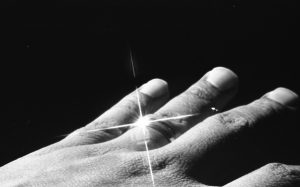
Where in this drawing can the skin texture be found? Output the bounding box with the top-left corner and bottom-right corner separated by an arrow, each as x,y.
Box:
0,67 -> 299,187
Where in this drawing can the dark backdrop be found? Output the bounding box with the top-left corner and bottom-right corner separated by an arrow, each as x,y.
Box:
1,0 -> 300,185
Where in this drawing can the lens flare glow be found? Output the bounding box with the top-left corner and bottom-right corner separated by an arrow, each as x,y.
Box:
134,116 -> 152,128
83,51 -> 219,186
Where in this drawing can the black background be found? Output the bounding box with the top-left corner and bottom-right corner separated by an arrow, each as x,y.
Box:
1,0 -> 300,185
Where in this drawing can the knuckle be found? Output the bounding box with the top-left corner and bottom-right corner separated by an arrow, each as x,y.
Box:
185,81 -> 218,103
264,163 -> 293,177
119,156 -> 145,177
211,97 -> 283,131
213,111 -> 250,131
120,152 -> 192,186
230,98 -> 285,126
119,152 -> 168,177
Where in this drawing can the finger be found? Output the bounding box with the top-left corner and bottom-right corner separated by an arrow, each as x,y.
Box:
154,67 -> 238,135
151,67 -> 238,141
224,163 -> 300,187
120,67 -> 239,150
167,87 -> 298,165
63,78 -> 169,145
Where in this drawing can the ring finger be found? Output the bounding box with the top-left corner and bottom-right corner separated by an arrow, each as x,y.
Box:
121,67 -> 239,150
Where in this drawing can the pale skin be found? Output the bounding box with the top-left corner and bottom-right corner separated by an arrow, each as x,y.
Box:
0,67 -> 299,186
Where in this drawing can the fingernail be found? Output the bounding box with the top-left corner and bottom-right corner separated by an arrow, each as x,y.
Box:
206,67 -> 238,91
140,79 -> 168,98
265,87 -> 299,107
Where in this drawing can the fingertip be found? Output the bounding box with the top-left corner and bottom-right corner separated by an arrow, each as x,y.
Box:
140,78 -> 169,98
265,87 -> 299,108
150,78 -> 168,87
205,67 -> 239,91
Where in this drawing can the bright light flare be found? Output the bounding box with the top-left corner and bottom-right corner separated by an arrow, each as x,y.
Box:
133,116 -> 151,128
82,51 -> 220,187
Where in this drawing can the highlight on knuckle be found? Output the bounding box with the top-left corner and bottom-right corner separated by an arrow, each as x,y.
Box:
118,156 -> 146,177
118,152 -> 172,178
186,82 -> 217,103
264,163 -> 293,178
214,111 -> 250,131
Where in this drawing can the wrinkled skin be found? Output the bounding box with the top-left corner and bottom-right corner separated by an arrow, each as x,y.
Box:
0,67 -> 299,187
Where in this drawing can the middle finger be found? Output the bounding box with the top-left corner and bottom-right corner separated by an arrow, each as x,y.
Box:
126,67 -> 239,150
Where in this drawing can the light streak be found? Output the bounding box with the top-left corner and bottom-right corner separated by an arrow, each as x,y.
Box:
130,49 -> 136,79
136,88 -> 143,118
150,114 -> 198,123
85,89 -> 197,187
83,123 -> 133,132
85,112 -> 198,133
130,50 -> 155,186
142,125 -> 156,187
84,50 -> 219,186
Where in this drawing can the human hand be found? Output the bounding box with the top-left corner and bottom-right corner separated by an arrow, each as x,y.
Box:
0,67 -> 299,186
